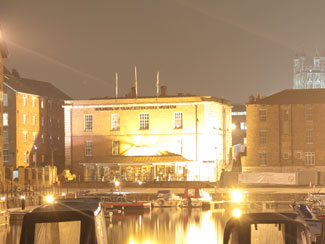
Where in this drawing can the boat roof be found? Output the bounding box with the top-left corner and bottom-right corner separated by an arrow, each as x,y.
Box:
157,190 -> 171,194
31,198 -> 101,216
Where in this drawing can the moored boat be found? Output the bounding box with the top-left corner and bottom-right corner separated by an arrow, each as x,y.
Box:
179,187 -> 212,209
151,190 -> 181,207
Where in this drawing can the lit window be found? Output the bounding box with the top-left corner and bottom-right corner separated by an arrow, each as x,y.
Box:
3,113 -> 8,126
49,117 -> 52,127
112,141 -> 120,155
23,114 -> 27,125
32,115 -> 36,126
84,114 -> 93,131
240,122 -> 247,130
23,132 -> 28,143
41,99 -> 44,109
41,116 -> 44,127
139,113 -> 149,130
85,141 -> 93,156
42,154 -> 45,163
3,131 -> 8,144
23,96 -> 27,106
32,97 -> 36,107
306,129 -> 313,144
304,152 -> 315,165
259,109 -> 266,122
259,131 -> 267,144
33,132 -> 36,142
174,112 -> 183,129
305,107 -> 313,121
111,114 -> 120,130
3,93 -> 8,107
3,149 -> 8,163
41,134 -> 44,144
259,152 -> 267,165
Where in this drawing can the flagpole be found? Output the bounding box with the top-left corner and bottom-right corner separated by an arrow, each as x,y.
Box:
156,72 -> 159,98
115,72 -> 118,98
134,66 -> 138,98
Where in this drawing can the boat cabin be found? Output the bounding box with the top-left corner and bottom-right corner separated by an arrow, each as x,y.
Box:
19,198 -> 107,244
223,212 -> 311,244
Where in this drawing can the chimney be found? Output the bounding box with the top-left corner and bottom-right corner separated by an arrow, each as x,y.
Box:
160,85 -> 167,97
249,94 -> 255,103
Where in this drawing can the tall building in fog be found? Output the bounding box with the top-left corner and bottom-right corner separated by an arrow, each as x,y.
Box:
293,51 -> 325,89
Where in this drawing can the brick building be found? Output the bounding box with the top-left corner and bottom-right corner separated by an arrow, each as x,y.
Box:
64,94 -> 232,182
3,73 -> 71,172
245,89 -> 325,172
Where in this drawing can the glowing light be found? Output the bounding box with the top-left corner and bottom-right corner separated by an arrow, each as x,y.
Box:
125,146 -> 159,156
233,208 -> 242,218
200,189 -> 212,201
231,190 -> 243,203
0,197 -> 6,201
45,195 -> 54,203
114,181 -> 120,187
138,181 -> 143,185
231,123 -> 236,131
20,195 -> 25,200
62,193 -> 66,197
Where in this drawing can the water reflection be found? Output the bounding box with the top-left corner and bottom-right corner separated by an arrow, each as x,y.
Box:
5,204 -> 292,244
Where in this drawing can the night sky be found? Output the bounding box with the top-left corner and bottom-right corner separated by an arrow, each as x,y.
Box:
1,0 -> 325,103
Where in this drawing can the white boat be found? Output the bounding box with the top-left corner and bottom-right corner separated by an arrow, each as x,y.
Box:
151,190 -> 181,207
179,187 -> 212,208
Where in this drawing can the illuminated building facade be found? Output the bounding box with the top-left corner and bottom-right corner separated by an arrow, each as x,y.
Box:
293,52 -> 325,89
3,73 -> 71,172
245,90 -> 325,172
64,95 -> 232,182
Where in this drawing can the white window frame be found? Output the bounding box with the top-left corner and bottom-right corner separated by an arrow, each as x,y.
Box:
240,122 -> 247,130
41,116 -> 44,127
41,134 -> 44,144
33,132 -> 36,142
3,131 -> 8,145
306,128 -> 313,144
139,113 -> 149,130
304,152 -> 315,166
32,115 -> 36,126
42,154 -> 45,163
3,113 -> 8,126
85,141 -> 93,156
84,114 -> 93,132
112,141 -> 120,155
174,112 -> 183,129
23,114 -> 27,125
23,96 -> 27,107
296,152 -> 302,160
305,107 -> 313,121
259,109 -> 267,122
259,152 -> 267,166
23,132 -> 27,143
32,97 -> 36,107
259,131 -> 267,144
3,149 -> 8,163
41,99 -> 44,109
111,114 -> 120,131
24,151 -> 28,163
3,93 -> 8,107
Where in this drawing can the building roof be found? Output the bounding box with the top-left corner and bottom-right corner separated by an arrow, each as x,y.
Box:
4,74 -> 72,100
79,155 -> 193,166
250,89 -> 325,105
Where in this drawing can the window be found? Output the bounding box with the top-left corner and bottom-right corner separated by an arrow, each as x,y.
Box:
259,152 -> 267,165
49,117 -> 52,127
48,100 -> 52,109
112,141 -> 120,155
3,149 -> 8,163
259,109 -> 267,122
304,152 -> 315,165
259,131 -> 267,144
3,131 -> 8,145
139,113 -> 149,130
283,109 -> 289,121
111,114 -> 120,130
33,132 -> 36,142
24,152 -> 28,163
41,99 -> 44,109
41,134 -> 44,144
296,152 -> 302,159
32,115 -> 36,126
240,122 -> 247,130
283,152 -> 289,159
174,112 -> 183,129
23,132 -> 28,143
84,114 -> 93,131
41,116 -> 44,127
306,129 -> 313,144
3,113 -> 8,126
32,97 -> 36,107
42,154 -> 45,163
305,107 -> 313,121
57,136 -> 60,141
58,119 -> 61,128
23,96 -> 27,106
23,114 -> 27,125
3,93 -> 8,107
85,141 -> 93,156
